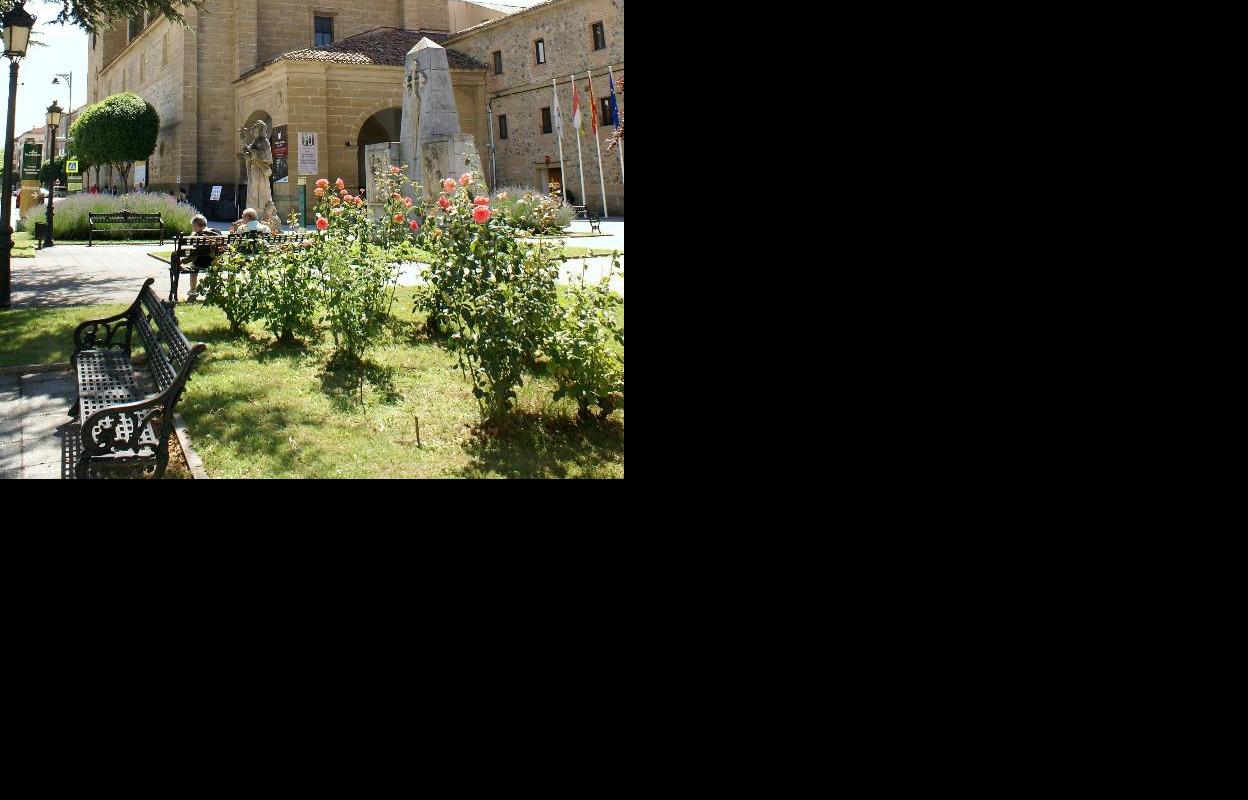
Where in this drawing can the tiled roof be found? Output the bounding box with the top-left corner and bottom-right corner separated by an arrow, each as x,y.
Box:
252,27 -> 488,75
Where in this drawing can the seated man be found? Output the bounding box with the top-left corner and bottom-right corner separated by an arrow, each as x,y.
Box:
186,214 -> 222,302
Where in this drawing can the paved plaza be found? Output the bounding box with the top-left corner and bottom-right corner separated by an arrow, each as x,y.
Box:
0,370 -> 82,479
6,217 -> 623,306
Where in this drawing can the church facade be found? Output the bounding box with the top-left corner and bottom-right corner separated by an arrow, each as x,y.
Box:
85,0 -> 623,218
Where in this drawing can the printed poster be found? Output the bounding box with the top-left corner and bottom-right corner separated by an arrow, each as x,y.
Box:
298,132 -> 318,175
272,125 -> 289,183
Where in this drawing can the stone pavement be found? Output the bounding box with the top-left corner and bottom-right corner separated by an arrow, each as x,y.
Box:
7,218 -> 623,308
0,370 -> 81,479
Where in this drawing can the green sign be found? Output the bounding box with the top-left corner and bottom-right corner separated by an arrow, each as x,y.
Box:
66,159 -> 79,174
21,141 -> 41,180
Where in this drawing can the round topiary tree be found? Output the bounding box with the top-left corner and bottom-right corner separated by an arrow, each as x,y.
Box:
70,92 -> 158,191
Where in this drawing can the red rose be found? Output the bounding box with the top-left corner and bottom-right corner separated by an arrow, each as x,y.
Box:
472,206 -> 491,224
316,217 -> 329,230
474,196 -> 490,206
438,196 -> 450,209
409,220 -> 420,231
393,214 -> 404,223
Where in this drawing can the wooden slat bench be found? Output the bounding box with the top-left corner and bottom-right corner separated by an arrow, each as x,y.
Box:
88,210 -> 165,246
70,278 -> 206,478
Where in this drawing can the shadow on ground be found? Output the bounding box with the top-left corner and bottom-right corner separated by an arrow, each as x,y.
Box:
458,411 -> 624,478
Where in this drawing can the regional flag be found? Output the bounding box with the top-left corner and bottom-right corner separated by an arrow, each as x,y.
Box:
571,78 -> 584,136
587,74 -> 599,134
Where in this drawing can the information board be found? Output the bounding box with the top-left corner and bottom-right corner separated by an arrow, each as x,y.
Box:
298,132 -> 318,174
210,185 -> 223,201
21,141 -> 41,180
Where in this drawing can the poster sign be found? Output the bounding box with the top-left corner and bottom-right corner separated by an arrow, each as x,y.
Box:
133,162 -> 146,187
298,132 -> 318,175
210,185 -> 223,201
66,158 -> 79,174
272,125 -> 289,183
21,141 -> 41,180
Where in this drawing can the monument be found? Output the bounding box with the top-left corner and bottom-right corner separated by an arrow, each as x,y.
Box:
400,37 -> 485,205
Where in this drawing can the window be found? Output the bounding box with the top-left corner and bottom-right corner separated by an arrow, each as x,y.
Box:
541,107 -> 552,134
600,98 -> 612,125
315,16 -> 334,47
592,22 -> 606,51
493,50 -> 503,74
498,115 -> 508,140
535,39 -> 545,64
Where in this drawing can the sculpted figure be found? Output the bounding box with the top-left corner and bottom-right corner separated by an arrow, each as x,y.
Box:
241,121 -> 274,217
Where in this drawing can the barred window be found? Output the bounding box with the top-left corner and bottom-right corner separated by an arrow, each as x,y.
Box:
493,50 -> 503,74
535,39 -> 546,64
592,22 -> 606,51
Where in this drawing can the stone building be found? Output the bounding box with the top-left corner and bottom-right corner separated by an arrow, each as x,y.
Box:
86,1 -> 500,219
446,0 -> 623,214
84,0 -> 623,218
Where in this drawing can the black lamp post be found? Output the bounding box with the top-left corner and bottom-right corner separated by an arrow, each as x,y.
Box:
42,100 -> 62,248
0,1 -> 35,310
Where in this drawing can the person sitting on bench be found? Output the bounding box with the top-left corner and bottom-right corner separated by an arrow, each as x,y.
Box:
186,214 -> 221,303
230,207 -> 264,233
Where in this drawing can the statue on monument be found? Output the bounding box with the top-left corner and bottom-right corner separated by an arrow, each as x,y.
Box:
241,121 -> 277,225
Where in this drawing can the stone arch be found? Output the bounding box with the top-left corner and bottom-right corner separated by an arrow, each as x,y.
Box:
355,107 -> 402,194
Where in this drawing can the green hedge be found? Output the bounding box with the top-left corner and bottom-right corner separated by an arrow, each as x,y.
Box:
17,191 -> 196,240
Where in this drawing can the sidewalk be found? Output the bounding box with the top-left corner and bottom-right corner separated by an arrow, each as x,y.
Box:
0,371 -> 79,479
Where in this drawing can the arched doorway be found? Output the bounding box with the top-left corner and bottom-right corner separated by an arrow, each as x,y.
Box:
356,108 -> 401,194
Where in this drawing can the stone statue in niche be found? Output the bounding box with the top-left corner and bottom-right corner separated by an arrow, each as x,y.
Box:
241,120 -> 274,220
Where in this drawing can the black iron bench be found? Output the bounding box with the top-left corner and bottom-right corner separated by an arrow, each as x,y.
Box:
571,205 -> 602,233
88,211 -> 165,246
70,278 -> 206,479
169,230 -> 314,303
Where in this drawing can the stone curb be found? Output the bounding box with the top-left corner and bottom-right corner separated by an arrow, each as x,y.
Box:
0,361 -> 71,375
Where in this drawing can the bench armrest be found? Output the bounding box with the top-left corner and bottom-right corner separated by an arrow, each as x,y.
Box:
73,311 -> 134,355
80,393 -> 166,459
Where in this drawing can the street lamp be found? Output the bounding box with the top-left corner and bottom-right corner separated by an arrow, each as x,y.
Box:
43,100 -> 62,248
1,1 -> 36,310
52,72 -> 71,155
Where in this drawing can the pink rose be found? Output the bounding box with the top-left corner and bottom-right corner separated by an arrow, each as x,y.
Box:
316,178 -> 329,189
474,196 -> 490,206
459,173 -> 471,187
473,206 -> 491,224
314,187 -> 324,197
335,178 -> 345,189
390,165 -> 401,174
393,214 -> 404,223
442,179 -> 456,193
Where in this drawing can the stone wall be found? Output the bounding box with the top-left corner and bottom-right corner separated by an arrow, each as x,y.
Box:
447,0 -> 624,214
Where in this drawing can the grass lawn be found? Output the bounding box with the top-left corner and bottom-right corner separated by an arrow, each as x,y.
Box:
11,231 -> 37,258
148,250 -> 173,263
0,287 -> 623,478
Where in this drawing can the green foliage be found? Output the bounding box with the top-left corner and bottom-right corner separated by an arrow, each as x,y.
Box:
415,175 -> 562,423
490,185 -> 574,234
69,92 -> 158,189
253,238 -> 322,344
16,191 -> 196,239
197,241 -> 262,334
546,256 -> 625,421
0,1 -> 205,32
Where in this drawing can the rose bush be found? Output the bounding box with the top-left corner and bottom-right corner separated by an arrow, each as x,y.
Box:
545,255 -> 625,421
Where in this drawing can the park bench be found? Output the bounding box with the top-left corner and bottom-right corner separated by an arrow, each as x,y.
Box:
70,277 -> 206,479
571,205 -> 602,233
168,229 -> 314,303
87,210 -> 165,246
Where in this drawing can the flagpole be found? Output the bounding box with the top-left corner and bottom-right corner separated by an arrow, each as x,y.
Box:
609,65 -> 624,185
589,72 -> 609,217
554,78 -> 568,206
572,73 -> 587,213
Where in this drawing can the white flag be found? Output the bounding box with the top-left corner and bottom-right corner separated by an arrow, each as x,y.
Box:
552,81 -> 562,132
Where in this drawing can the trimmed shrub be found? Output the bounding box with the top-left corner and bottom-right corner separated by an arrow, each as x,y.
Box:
489,185 -> 574,234
17,192 -> 196,240
546,256 -> 625,422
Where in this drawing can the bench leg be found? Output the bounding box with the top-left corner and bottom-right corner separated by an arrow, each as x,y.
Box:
169,267 -> 179,303
75,453 -> 91,480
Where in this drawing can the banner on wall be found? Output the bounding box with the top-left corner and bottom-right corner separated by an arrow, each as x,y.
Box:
272,125 -> 289,183
298,132 -> 318,175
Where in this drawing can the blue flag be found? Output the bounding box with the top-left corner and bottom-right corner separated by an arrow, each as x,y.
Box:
608,77 -> 620,129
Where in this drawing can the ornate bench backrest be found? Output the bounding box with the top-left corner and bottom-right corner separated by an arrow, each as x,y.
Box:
89,211 -> 163,225
133,285 -> 197,393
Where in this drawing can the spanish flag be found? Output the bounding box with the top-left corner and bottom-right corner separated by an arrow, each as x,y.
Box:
587,74 -> 599,134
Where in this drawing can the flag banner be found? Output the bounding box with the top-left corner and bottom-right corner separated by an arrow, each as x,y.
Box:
608,73 -> 621,129
572,78 -> 584,136
552,81 -> 562,132
587,74 -> 599,134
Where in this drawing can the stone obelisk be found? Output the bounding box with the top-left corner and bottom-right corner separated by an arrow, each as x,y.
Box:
400,37 -> 485,205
